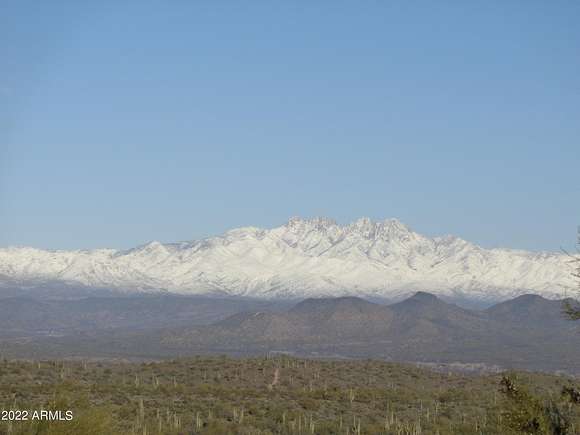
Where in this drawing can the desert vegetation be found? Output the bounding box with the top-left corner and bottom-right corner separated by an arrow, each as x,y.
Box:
0,355 -> 578,434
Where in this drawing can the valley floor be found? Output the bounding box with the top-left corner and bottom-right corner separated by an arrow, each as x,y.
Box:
0,356 -> 578,434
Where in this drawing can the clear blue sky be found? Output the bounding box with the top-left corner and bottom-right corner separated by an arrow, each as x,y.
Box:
1,1 -> 579,251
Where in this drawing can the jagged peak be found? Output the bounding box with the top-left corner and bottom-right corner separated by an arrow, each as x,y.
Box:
434,234 -> 462,244
347,217 -> 414,240
285,216 -> 338,231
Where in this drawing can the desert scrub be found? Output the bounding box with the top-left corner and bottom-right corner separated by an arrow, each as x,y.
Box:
0,356 -> 578,434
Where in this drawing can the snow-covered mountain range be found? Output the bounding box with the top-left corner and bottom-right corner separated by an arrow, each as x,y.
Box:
0,217 -> 575,302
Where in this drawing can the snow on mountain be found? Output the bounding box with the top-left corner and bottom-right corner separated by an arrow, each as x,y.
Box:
0,217 -> 575,301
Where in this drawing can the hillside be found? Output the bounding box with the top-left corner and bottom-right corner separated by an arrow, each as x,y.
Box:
161,293 -> 580,373
0,292 -> 578,373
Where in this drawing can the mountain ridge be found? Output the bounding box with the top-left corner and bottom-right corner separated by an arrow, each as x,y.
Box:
0,217 -> 574,302
161,291 -> 580,373
0,291 -> 578,372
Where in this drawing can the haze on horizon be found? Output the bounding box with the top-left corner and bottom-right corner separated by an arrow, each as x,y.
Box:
1,2 -> 579,252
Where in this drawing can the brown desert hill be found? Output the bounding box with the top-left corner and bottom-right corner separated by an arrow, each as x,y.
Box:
485,293 -> 576,328
287,296 -> 394,338
164,292 -> 489,348
176,296 -> 395,346
159,292 -> 580,373
212,310 -> 301,341
387,291 -> 491,337
6,291 -> 577,372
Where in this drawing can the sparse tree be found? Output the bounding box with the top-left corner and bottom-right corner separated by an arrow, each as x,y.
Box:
499,376 -> 570,434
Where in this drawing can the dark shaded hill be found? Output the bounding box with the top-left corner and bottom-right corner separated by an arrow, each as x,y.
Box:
0,292 -> 578,373
485,294 -> 576,328
387,292 -> 491,338
288,296 -> 394,338
166,293 -> 489,347
170,296 -> 395,346
161,292 -> 580,373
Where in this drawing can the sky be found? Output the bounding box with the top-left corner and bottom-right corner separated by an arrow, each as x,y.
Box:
1,1 -> 579,252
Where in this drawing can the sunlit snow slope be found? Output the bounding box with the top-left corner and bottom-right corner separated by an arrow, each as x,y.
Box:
0,217 -> 574,301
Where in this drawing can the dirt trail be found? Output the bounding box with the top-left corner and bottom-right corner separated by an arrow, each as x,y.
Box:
268,368 -> 280,390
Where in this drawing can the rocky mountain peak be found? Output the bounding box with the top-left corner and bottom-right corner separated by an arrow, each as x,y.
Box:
285,216 -> 338,232
0,217 -> 574,302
